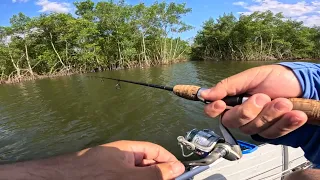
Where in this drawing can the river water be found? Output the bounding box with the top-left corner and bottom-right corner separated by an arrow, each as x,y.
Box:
0,61 -> 277,164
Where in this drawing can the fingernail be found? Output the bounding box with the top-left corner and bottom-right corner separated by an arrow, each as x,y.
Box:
201,89 -> 211,97
171,161 -> 184,174
291,117 -> 301,126
274,101 -> 290,111
255,95 -> 269,107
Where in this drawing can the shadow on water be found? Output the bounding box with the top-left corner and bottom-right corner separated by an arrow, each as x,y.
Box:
0,61 -> 276,164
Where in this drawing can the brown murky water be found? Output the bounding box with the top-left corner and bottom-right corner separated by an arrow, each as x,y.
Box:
0,61 -> 277,163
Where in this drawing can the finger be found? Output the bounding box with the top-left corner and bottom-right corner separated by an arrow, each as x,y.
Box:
204,100 -> 226,118
221,93 -> 271,128
139,159 -> 156,166
137,161 -> 185,180
130,141 -> 178,163
240,98 -> 293,135
105,141 -> 178,165
258,110 -> 307,139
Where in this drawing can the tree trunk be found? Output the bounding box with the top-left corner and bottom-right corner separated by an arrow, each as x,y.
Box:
177,48 -> 187,59
7,46 -> 21,78
50,32 -> 66,68
260,34 -> 263,58
172,39 -> 179,60
163,37 -> 167,63
65,40 -> 68,63
269,34 -> 273,56
1,69 -> 4,81
117,40 -> 123,67
214,37 -> 222,59
25,43 -> 34,76
162,26 -> 168,63
141,32 -> 148,66
169,38 -> 173,60
228,40 -> 235,60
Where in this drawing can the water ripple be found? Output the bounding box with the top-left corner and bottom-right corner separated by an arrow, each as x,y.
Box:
0,61 -> 271,163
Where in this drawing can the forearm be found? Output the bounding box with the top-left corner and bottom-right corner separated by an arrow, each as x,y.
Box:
0,147 -> 122,180
0,155 -> 68,179
284,169 -> 320,180
0,141 -> 177,180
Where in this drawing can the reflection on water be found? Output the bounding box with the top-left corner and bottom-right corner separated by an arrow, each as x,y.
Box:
0,61 -> 276,163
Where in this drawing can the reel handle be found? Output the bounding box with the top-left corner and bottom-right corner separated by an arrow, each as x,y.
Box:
182,150 -> 224,166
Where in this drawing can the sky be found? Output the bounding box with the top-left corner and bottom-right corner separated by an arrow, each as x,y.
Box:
1,0 -> 320,40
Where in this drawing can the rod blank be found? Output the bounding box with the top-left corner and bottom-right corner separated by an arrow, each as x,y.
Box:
87,76 -> 174,91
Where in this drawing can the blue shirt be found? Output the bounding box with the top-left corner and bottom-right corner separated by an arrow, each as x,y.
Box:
251,62 -> 320,165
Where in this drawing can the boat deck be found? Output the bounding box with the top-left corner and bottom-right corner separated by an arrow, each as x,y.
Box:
193,144 -> 309,180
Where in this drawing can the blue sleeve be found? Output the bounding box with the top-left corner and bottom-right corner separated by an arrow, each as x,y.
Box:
279,62 -> 320,99
251,61 -> 320,165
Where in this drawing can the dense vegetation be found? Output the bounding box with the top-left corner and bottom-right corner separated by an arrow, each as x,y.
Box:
191,11 -> 320,61
1,1 -> 320,84
0,0 -> 192,83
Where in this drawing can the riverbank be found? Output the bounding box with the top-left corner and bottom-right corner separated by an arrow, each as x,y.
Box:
0,58 -> 188,85
191,55 -> 320,62
2,57 -> 318,85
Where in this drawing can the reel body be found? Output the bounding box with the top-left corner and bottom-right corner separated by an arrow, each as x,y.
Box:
177,126 -> 243,167
177,129 -> 224,158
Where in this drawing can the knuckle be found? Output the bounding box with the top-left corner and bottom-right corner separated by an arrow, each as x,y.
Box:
222,118 -> 237,128
260,122 -> 292,139
272,98 -> 293,112
217,78 -> 236,95
217,80 -> 227,90
218,78 -> 228,87
239,108 -> 254,121
274,125 -> 291,135
259,115 -> 273,124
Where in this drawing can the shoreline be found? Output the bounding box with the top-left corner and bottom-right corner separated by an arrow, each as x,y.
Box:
193,57 -> 320,62
1,58 -> 317,86
0,59 -> 189,85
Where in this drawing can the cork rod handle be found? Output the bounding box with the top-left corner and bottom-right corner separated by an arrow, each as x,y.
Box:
173,85 -> 201,101
173,85 -> 320,125
289,98 -> 320,125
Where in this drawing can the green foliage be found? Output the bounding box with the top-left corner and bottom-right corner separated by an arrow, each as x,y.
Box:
0,0 -> 192,81
191,11 -> 320,61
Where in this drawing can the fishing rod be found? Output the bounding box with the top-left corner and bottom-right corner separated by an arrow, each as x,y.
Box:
88,76 -> 174,92
87,76 -> 247,107
87,75 -> 320,123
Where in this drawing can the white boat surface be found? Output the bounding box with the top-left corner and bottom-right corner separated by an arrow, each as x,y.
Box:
181,144 -> 311,180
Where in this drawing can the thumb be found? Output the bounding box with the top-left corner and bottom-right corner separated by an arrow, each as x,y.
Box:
200,77 -> 244,102
141,161 -> 185,180
201,67 -> 263,101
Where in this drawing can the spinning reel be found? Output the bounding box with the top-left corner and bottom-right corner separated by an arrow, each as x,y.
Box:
177,120 -> 243,167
